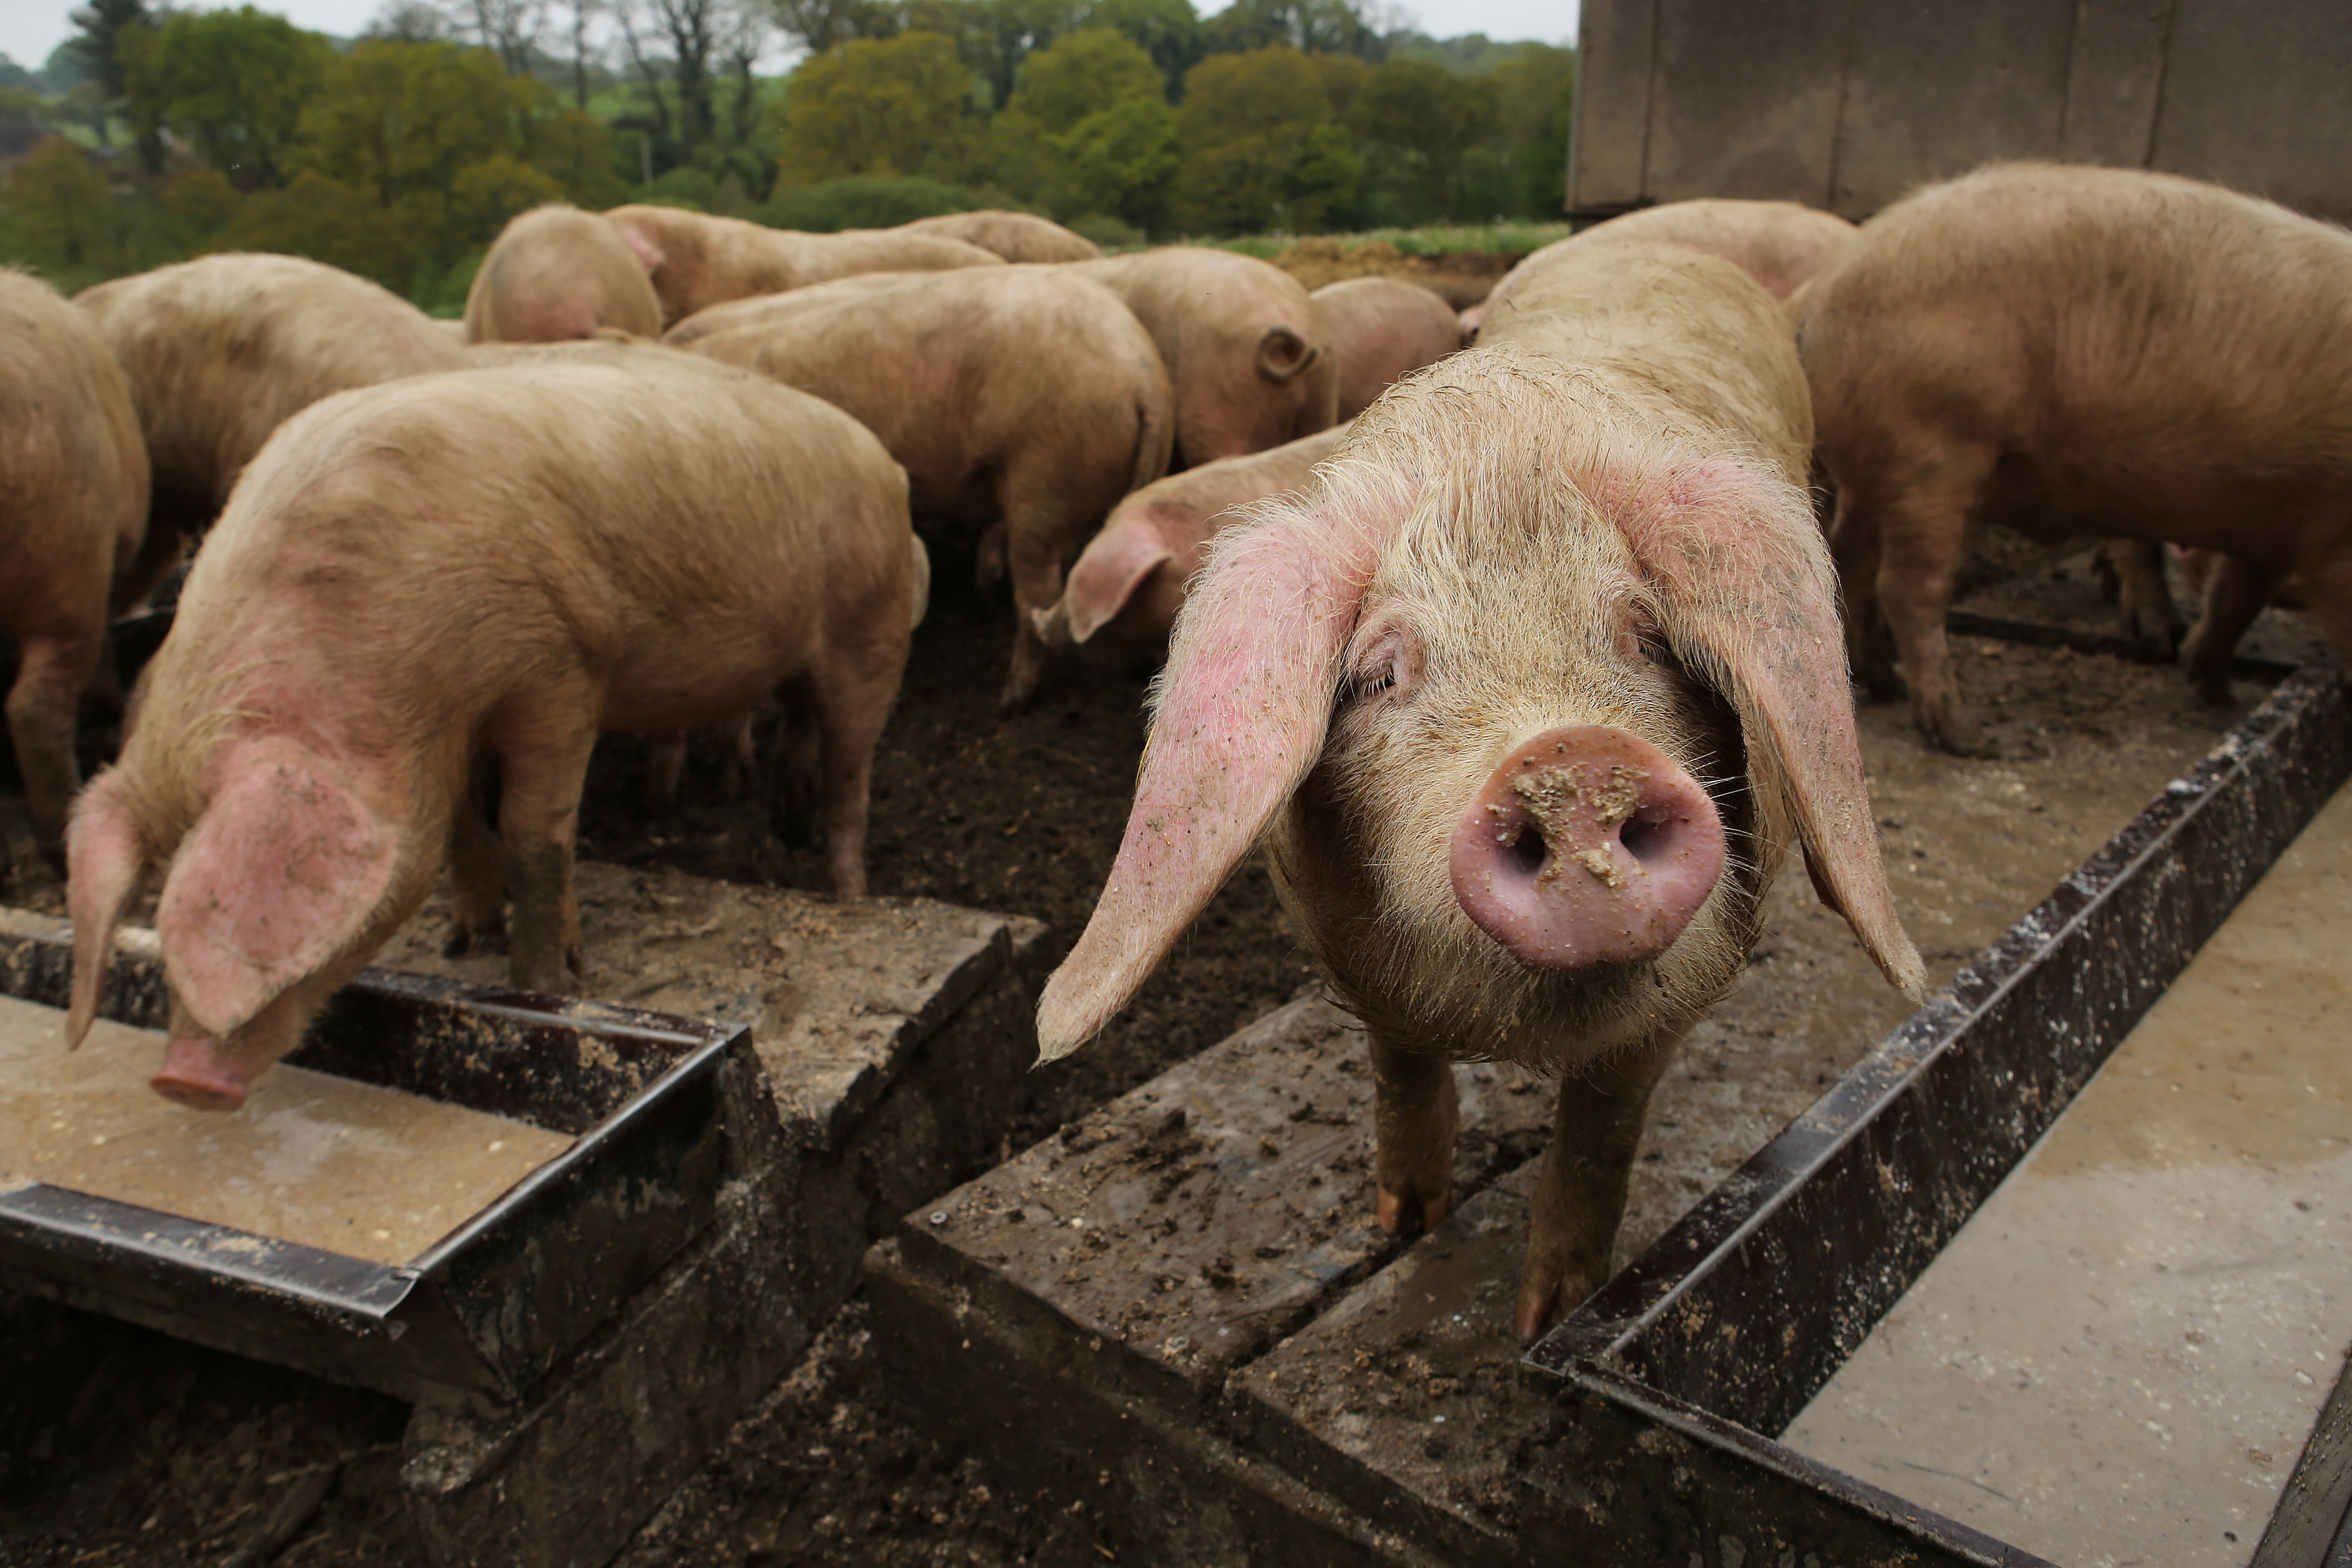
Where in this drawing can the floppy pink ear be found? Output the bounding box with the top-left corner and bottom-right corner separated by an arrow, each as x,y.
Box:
1624,460 -> 1927,1001
1059,513 -> 1176,645
611,218 -> 665,274
65,774 -> 148,1049
156,744 -> 400,1037
1035,508 -> 1382,1060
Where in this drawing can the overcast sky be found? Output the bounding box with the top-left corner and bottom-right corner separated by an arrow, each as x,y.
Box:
3,0 -> 1579,76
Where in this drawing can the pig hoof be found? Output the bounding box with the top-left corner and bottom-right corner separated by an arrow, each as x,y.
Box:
1375,1184 -> 1450,1235
1514,1280 -> 1561,1343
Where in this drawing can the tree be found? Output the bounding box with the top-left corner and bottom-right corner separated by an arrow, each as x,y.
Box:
0,135 -> 120,283
1006,25 -> 1159,132
902,0 -> 1084,114
1203,0 -> 1383,61
1168,43 -> 1335,233
1349,56 -> 1496,224
1054,88 -> 1176,229
774,31 -> 980,185
63,0 -> 154,144
124,8 -> 333,190
1088,0 -> 1199,98
614,0 -> 763,168
298,40 -> 536,207
446,0 -> 548,74
771,0 -> 904,54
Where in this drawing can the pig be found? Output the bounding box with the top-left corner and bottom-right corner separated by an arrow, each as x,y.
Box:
1464,199 -> 1858,341
661,272 -> 925,346
1036,241 -> 1925,1339
0,269 -> 150,874
1795,161 -> 2352,754
465,203 -> 665,344
896,210 -> 1103,263
65,347 -> 920,1113
1310,278 -> 1463,421
601,204 -> 1005,327
674,266 -> 1173,708
1065,246 -> 1337,469
1033,422 -> 1350,668
76,253 -> 466,603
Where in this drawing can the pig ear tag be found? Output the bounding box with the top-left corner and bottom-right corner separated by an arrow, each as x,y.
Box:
156,751 -> 400,1038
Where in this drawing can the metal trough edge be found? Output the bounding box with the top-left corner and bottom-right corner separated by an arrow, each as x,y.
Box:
1521,659 -> 2352,1561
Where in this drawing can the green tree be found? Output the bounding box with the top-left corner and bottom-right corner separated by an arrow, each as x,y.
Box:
1167,43 -> 1335,234
1008,26 -> 1160,131
0,135 -> 120,283
124,8 -> 333,190
1490,42 -> 1571,216
1055,86 -> 1177,229
1349,56 -> 1496,224
1203,0 -> 1382,61
774,31 -> 981,185
63,0 -> 153,147
772,0 -> 905,54
297,40 -> 532,208
1088,0 -> 1200,98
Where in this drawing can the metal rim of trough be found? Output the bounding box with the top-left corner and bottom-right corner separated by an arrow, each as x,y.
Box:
0,928 -> 750,1410
1522,656 -> 2352,1563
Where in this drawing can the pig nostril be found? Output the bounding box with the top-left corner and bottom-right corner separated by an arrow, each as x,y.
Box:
1620,813 -> 1668,865
1507,826 -> 1547,876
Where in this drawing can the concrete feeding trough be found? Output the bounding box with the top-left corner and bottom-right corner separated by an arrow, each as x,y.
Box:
0,911 -> 753,1412
1521,658 -> 2352,1562
869,646 -> 2352,1565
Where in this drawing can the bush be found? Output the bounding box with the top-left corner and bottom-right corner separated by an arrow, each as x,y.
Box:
754,174 -> 992,232
1066,212 -> 1143,250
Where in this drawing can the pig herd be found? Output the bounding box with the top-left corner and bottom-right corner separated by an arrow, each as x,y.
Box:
5,162 -> 2350,1339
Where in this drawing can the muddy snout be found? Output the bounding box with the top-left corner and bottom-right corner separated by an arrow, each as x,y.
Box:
1448,726 -> 1725,970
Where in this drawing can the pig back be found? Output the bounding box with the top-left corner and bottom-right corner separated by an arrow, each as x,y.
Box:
466,203 -> 664,344
0,269 -> 148,635
77,253 -> 464,512
1796,163 -> 2352,503
898,210 -> 1102,263
1480,240 -> 1814,480
174,350 -> 911,746
604,205 -> 1003,325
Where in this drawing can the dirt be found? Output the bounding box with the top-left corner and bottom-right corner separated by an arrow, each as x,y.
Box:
0,528 -> 2329,1568
1265,238 -> 1521,309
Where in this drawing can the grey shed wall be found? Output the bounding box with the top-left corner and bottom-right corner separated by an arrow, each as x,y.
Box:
1568,0 -> 2352,224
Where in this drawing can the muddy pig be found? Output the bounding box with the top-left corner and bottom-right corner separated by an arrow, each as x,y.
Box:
1033,422 -> 1350,668
1311,278 -> 1463,420
602,204 -> 1004,327
0,269 -> 150,875
1066,247 -> 1336,469
896,210 -> 1103,263
1037,242 -> 1924,1338
466,203 -> 665,343
66,348 -> 919,1112
675,266 -> 1172,708
76,253 -> 465,603
1797,162 -> 2352,753
1464,199 -> 1857,340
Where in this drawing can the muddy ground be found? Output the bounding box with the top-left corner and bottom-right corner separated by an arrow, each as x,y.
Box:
0,528 -> 2330,1567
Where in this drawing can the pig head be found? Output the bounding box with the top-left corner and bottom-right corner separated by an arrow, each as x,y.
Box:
66,736 -> 432,1114
1038,345 -> 1923,1335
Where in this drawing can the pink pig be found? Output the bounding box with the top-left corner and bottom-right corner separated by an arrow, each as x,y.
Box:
1038,241 -> 1923,1338
66,348 -> 919,1112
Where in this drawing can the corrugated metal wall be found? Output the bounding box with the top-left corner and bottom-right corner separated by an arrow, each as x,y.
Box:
1567,0 -> 2352,223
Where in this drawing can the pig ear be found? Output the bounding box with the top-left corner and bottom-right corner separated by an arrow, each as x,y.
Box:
1035,509 -> 1379,1061
65,774 -> 149,1049
156,748 -> 399,1037
1059,515 -> 1175,645
611,218 -> 665,274
1629,463 -> 1928,1001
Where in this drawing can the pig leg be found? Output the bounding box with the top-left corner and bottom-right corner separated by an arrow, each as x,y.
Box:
445,757 -> 506,957
645,739 -> 686,807
1847,457 -> 1987,753
999,504 -> 1071,713
1827,492 -> 1903,703
1371,1035 -> 1459,1232
803,654 -> 900,900
490,716 -> 598,991
1517,1024 -> 1684,1341
770,681 -> 818,848
7,630 -> 102,871
2180,554 -> 2285,705
2105,539 -> 2182,657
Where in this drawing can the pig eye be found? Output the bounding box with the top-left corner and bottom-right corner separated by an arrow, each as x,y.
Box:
1345,626 -> 1415,705
1629,608 -> 1673,666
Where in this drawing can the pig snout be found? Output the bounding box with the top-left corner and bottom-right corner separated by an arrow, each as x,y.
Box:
1448,726 -> 1724,970
152,1033 -> 262,1113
